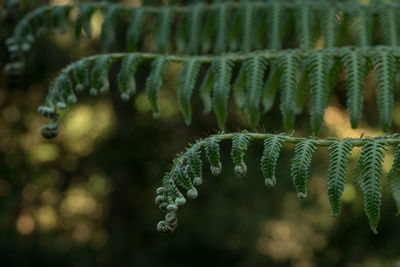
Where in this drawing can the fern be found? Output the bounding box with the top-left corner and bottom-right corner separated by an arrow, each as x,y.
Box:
291,138 -> 317,199
358,139 -> 388,233
350,6 -> 374,47
146,56 -> 170,118
388,142 -> 400,216
126,8 -> 146,52
378,7 -> 400,47
261,133 -> 286,187
339,48 -> 370,128
231,132 -> 251,177
90,55 -> 114,95
327,138 -> 354,217
154,7 -> 173,53
293,3 -> 315,49
117,54 -> 142,101
100,6 -> 121,50
371,49 -> 395,132
155,132 -> 400,233
177,58 -> 202,124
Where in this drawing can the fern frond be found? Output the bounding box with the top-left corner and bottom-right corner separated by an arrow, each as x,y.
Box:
371,48 -> 396,132
294,3 -> 315,49
276,51 -> 301,130
146,56 -> 170,118
117,54 -> 142,101
231,132 -> 251,177
261,133 -> 286,187
185,143 -> 203,186
211,56 -> 234,129
319,4 -> 342,48
154,7 -> 173,53
156,133 -> 400,233
306,50 -> 335,136
339,48 -> 370,128
378,7 -> 400,47
327,138 -> 354,217
232,64 -> 247,110
266,0 -> 286,50
177,58 -> 202,124
199,68 -> 214,115
350,6 -> 374,47
262,64 -> 281,113
90,55 -> 114,95
291,139 -> 317,199
126,8 -> 146,52
100,6 -> 121,50
204,137 -> 222,176
74,4 -> 95,42
187,3 -> 204,54
359,139 -> 388,233
213,2 -> 230,54
293,65 -> 310,115
387,142 -> 400,216
72,59 -> 90,92
238,1 -> 255,53
244,54 -> 268,129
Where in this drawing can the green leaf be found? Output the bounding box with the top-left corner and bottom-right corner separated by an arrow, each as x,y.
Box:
231,132 -> 251,177
117,54 -> 142,101
261,133 -> 286,187
146,56 -> 169,118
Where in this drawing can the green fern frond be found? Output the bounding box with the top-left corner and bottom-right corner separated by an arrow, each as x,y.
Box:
358,139 -> 388,233
276,51 -> 301,130
261,133 -> 286,187
327,138 -> 354,217
90,55 -> 114,95
117,54 -> 142,101
154,7 -> 173,53
72,59 -> 91,93
231,132 -> 251,177
350,6 -> 374,47
244,54 -> 268,129
187,3 -> 204,54
213,2 -> 230,54
177,58 -> 202,125
237,1 -> 255,53
185,143 -> 203,186
306,50 -> 335,136
146,56 -> 170,118
232,64 -> 247,110
100,6 -> 121,50
371,48 -> 395,132
266,0 -> 286,50
156,132 -> 400,233
291,138 -> 317,199
262,64 -> 281,113
293,3 -> 315,49
378,7 -> 400,47
126,8 -> 146,52
74,3 -> 95,42
204,136 -> 222,176
211,56 -> 234,129
387,142 -> 400,216
340,48 -> 370,128
199,68 -> 214,115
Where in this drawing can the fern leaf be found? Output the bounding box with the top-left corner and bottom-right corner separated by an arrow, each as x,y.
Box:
306,51 -> 335,136
371,49 -> 395,132
359,139 -> 388,233
213,3 -> 230,54
266,0 -> 286,50
232,64 -> 247,110
378,7 -> 400,47
244,54 -> 268,129
319,4 -> 342,48
211,56 -> 234,130
154,7 -> 173,53
187,3 -> 204,54
277,51 -> 301,130
327,139 -> 354,217
100,6 -> 121,50
199,68 -> 214,115
117,54 -> 142,101
175,15 -> 188,54
350,7 -> 374,47
238,1 -> 255,53
54,73 -> 76,105
177,58 -> 202,125
185,144 -> 203,186
74,4 -> 95,43
90,55 -> 113,96
50,5 -> 72,34
291,139 -> 317,199
387,142 -> 400,216
261,133 -> 286,187
126,8 -> 146,52
72,59 -> 90,92
204,137 -> 222,176
294,3 -> 315,49
146,56 -> 169,118
340,48 -> 370,128
294,65 -> 310,115
174,164 -> 196,194
201,10 -> 214,54
262,64 -> 281,113
231,132 -> 251,177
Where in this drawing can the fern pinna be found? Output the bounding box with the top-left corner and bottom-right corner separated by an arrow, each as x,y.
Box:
156,132 -> 400,233
38,46 -> 399,138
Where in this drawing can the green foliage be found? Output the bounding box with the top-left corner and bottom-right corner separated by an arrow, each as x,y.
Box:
146,56 -> 169,118
117,54 -> 142,101
387,142 -> 400,216
327,139 -> 353,217
155,132 -> 400,233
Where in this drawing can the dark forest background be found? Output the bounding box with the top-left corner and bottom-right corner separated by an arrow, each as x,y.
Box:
0,0 -> 399,266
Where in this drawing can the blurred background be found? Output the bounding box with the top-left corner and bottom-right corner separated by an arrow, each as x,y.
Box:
1,0 -> 400,266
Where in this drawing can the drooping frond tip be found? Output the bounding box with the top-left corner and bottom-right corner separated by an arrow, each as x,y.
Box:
156,132 -> 400,234
38,46 -> 399,139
